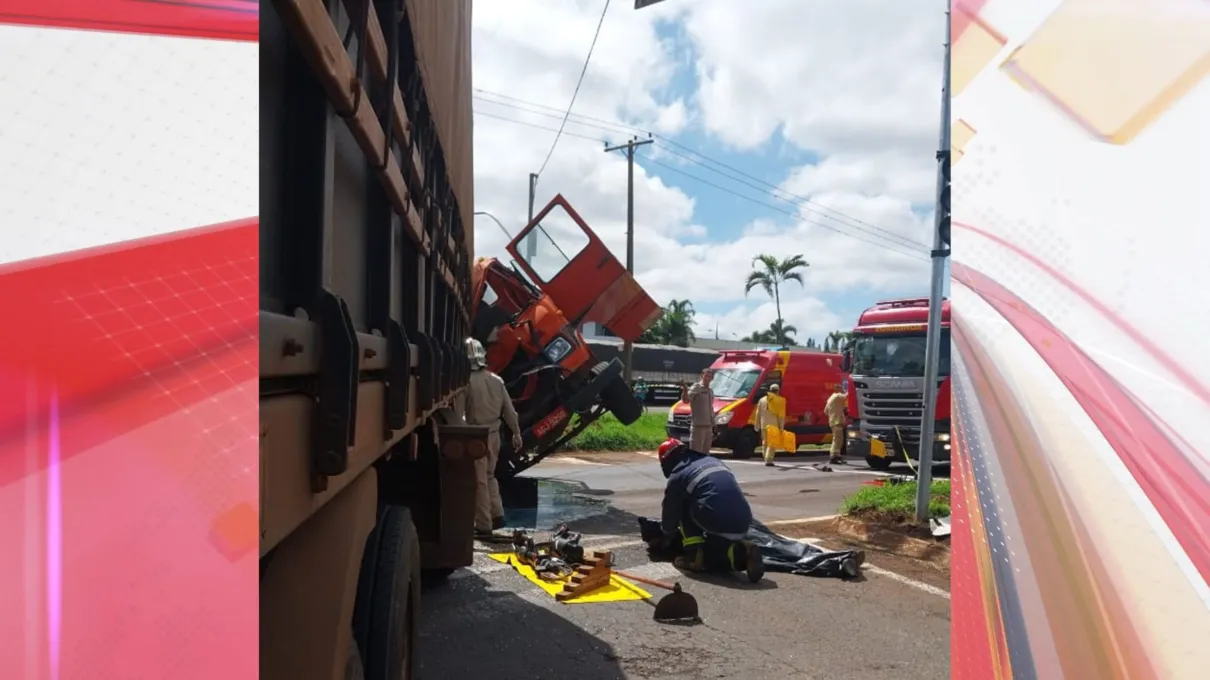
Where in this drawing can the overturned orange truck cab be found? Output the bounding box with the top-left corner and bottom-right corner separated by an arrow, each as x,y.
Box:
472,194 -> 662,478
666,349 -> 848,458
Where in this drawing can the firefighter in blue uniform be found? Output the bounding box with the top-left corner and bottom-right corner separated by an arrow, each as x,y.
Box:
654,438 -> 765,583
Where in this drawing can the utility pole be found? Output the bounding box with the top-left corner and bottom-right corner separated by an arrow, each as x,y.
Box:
604,136 -> 653,384
915,0 -> 952,523
526,172 -> 538,260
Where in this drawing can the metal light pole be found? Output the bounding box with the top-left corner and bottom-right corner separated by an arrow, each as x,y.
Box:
915,0 -> 952,523
473,211 -> 514,241
525,173 -> 538,260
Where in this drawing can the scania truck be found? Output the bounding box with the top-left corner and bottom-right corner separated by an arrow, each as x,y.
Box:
841,298 -> 952,470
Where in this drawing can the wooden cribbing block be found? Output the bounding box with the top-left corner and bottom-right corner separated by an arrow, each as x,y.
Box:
555,550 -> 613,602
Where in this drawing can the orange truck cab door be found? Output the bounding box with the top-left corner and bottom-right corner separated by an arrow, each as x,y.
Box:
507,194 -> 661,342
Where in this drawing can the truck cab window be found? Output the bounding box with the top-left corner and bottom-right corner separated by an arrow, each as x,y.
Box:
852,330 -> 950,377
518,207 -> 591,283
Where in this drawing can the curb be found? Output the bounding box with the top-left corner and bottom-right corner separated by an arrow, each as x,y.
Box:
833,516 -> 950,568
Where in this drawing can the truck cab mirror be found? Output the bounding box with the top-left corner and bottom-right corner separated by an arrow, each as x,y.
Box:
841,349 -> 852,373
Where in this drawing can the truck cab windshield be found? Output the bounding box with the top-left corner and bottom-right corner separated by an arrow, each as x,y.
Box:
852,331 -> 950,378
710,368 -> 763,400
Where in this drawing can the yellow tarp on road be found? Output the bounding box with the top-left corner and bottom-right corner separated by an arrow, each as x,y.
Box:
486,553 -> 652,604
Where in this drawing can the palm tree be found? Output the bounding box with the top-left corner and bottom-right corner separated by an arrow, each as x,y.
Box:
638,299 -> 697,347
744,254 -> 808,335
661,299 -> 697,347
741,319 -> 797,346
824,330 -> 855,352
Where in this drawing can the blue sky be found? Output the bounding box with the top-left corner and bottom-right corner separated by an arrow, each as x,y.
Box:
619,18 -> 941,340
470,0 -> 946,344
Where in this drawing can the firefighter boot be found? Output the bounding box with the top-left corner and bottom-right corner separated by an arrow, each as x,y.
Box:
674,547 -> 705,572
744,541 -> 765,583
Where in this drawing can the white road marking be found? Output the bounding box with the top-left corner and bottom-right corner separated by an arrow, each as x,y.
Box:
613,561 -> 681,581
787,537 -> 950,600
764,514 -> 840,525
864,565 -> 950,600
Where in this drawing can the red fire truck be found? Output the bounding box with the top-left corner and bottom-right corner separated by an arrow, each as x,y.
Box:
666,349 -> 846,458
841,298 -> 952,470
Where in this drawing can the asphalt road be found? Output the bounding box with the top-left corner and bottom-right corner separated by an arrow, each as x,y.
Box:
415,451 -> 951,680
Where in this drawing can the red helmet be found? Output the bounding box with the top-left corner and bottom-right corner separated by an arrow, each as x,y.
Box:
657,438 -> 683,462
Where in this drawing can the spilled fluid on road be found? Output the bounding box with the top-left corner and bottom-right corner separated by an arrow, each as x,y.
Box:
498,477 -> 608,530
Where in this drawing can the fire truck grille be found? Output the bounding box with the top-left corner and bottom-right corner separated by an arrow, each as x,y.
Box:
671,414 -> 691,428
858,389 -> 926,436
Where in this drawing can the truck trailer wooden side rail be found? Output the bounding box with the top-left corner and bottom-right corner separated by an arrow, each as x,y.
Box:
259,1 -> 480,679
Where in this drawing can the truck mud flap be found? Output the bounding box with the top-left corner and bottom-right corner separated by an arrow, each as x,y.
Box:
314,289 -> 359,481
411,332 -> 439,412
384,320 -> 410,437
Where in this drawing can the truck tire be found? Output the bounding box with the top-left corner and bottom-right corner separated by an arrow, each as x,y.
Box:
354,505 -> 421,680
731,427 -> 758,459
594,362 -> 644,425
865,455 -> 892,471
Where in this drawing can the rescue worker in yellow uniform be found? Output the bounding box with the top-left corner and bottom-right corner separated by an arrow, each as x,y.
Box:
457,338 -> 523,536
756,383 -> 786,467
824,382 -> 848,466
680,369 -> 715,453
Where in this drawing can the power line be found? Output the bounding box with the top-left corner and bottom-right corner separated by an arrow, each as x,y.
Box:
636,152 -> 929,261
474,108 -> 927,259
474,110 -> 606,143
476,88 -> 928,249
534,0 -> 613,180
475,90 -> 649,139
651,143 -> 927,250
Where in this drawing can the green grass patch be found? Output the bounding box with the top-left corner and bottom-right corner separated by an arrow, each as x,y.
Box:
840,479 -> 951,522
561,412 -> 668,452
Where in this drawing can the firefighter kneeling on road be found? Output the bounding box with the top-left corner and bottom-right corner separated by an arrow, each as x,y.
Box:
650,438 -> 765,583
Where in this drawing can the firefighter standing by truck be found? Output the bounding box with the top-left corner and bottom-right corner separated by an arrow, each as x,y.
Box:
458,338 -> 523,535
824,382 -> 848,465
680,369 -> 715,452
756,383 -> 786,467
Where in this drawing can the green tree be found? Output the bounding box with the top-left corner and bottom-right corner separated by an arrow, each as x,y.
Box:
744,254 -> 808,336
638,299 -> 697,347
660,299 -> 697,347
824,330 -> 855,352
741,319 -> 797,346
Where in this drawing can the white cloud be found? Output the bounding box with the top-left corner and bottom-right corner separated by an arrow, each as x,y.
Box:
470,0 -> 942,342
692,297 -> 846,346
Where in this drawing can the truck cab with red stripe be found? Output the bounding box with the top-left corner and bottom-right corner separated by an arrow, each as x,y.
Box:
842,298 -> 952,469
665,349 -> 847,459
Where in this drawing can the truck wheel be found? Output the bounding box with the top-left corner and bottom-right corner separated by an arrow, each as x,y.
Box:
354,505 -> 421,680
731,428 -> 758,459
865,455 -> 893,471
594,363 -> 644,425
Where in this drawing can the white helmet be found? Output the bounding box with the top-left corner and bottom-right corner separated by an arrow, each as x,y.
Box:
465,337 -> 487,370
